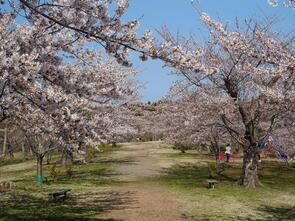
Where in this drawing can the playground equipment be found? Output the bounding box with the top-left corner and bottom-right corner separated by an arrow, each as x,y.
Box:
216,133 -> 294,165
218,151 -> 239,162
258,133 -> 292,163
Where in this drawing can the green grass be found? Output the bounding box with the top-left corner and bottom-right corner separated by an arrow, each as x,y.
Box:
154,154 -> 295,221
0,152 -> 35,167
0,146 -> 124,221
1,143 -> 294,221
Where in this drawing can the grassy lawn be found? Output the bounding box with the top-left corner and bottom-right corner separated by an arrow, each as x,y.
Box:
0,146 -> 124,221
0,143 -> 294,221
155,150 -> 295,221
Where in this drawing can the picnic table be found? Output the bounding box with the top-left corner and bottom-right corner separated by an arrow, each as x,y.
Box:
49,188 -> 71,202
207,180 -> 218,189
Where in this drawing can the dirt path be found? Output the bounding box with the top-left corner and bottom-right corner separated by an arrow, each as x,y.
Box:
99,142 -> 193,221
112,142 -> 164,181
101,184 -> 184,221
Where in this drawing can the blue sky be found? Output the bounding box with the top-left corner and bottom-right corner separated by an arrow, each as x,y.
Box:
2,1 -> 294,102
124,0 -> 295,102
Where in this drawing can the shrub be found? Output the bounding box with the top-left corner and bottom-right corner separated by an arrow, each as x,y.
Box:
115,143 -> 123,148
174,142 -> 192,153
207,162 -> 216,178
141,132 -> 154,141
96,143 -> 112,149
48,164 -> 61,181
65,164 -> 73,177
86,147 -> 98,162
219,145 -> 226,152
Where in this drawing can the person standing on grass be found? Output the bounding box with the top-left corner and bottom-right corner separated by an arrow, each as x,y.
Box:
225,144 -> 231,163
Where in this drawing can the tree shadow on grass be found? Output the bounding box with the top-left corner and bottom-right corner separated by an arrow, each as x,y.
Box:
160,161 -> 295,189
11,168 -> 121,189
60,159 -> 138,186
259,161 -> 295,190
9,158 -> 137,192
0,189 -> 136,221
258,205 -> 295,221
235,205 -> 295,221
98,158 -> 137,165
160,163 -> 212,188
159,162 -> 242,188
0,158 -> 28,167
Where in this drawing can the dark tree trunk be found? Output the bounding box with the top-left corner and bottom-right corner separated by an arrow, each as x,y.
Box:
224,77 -> 263,188
61,148 -> 73,167
8,143 -> 14,159
210,139 -> 219,162
37,155 -> 44,183
21,143 -> 26,161
210,127 -> 220,168
239,119 -> 261,188
239,144 -> 261,188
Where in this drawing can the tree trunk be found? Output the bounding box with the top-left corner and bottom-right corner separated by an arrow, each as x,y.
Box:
43,153 -> 50,165
2,128 -> 7,158
210,129 -> 220,168
36,155 -> 44,183
111,141 -> 117,147
239,145 -> 261,188
237,105 -> 261,188
61,148 -> 73,168
22,143 -> 26,161
8,143 -> 14,159
209,141 -> 218,159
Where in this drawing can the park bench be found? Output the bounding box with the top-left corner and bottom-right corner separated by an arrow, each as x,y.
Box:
207,180 -> 218,189
49,188 -> 71,202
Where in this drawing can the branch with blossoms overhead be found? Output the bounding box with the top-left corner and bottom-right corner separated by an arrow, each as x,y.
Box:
0,0 -> 142,166
147,12 -> 295,187
0,10 -> 139,152
191,0 -> 295,9
3,0 -> 191,66
4,0 -> 149,66
267,0 -> 295,8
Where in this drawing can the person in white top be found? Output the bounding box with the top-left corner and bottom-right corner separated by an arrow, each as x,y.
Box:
225,144 -> 231,162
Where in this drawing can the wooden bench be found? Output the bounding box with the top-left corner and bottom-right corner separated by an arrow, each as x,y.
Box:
207,180 -> 218,189
49,188 -> 71,202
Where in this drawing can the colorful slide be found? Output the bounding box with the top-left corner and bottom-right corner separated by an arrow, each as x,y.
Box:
258,133 -> 290,163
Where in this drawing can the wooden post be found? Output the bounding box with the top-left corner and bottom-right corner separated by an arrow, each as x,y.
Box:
0,128 -> 7,158
22,142 -> 26,160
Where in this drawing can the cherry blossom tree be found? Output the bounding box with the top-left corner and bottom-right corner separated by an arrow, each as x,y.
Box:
130,102 -> 166,142
2,0 -> 294,187
0,10 -> 139,180
158,83 -> 234,157
141,14 -> 294,187
103,105 -> 140,145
